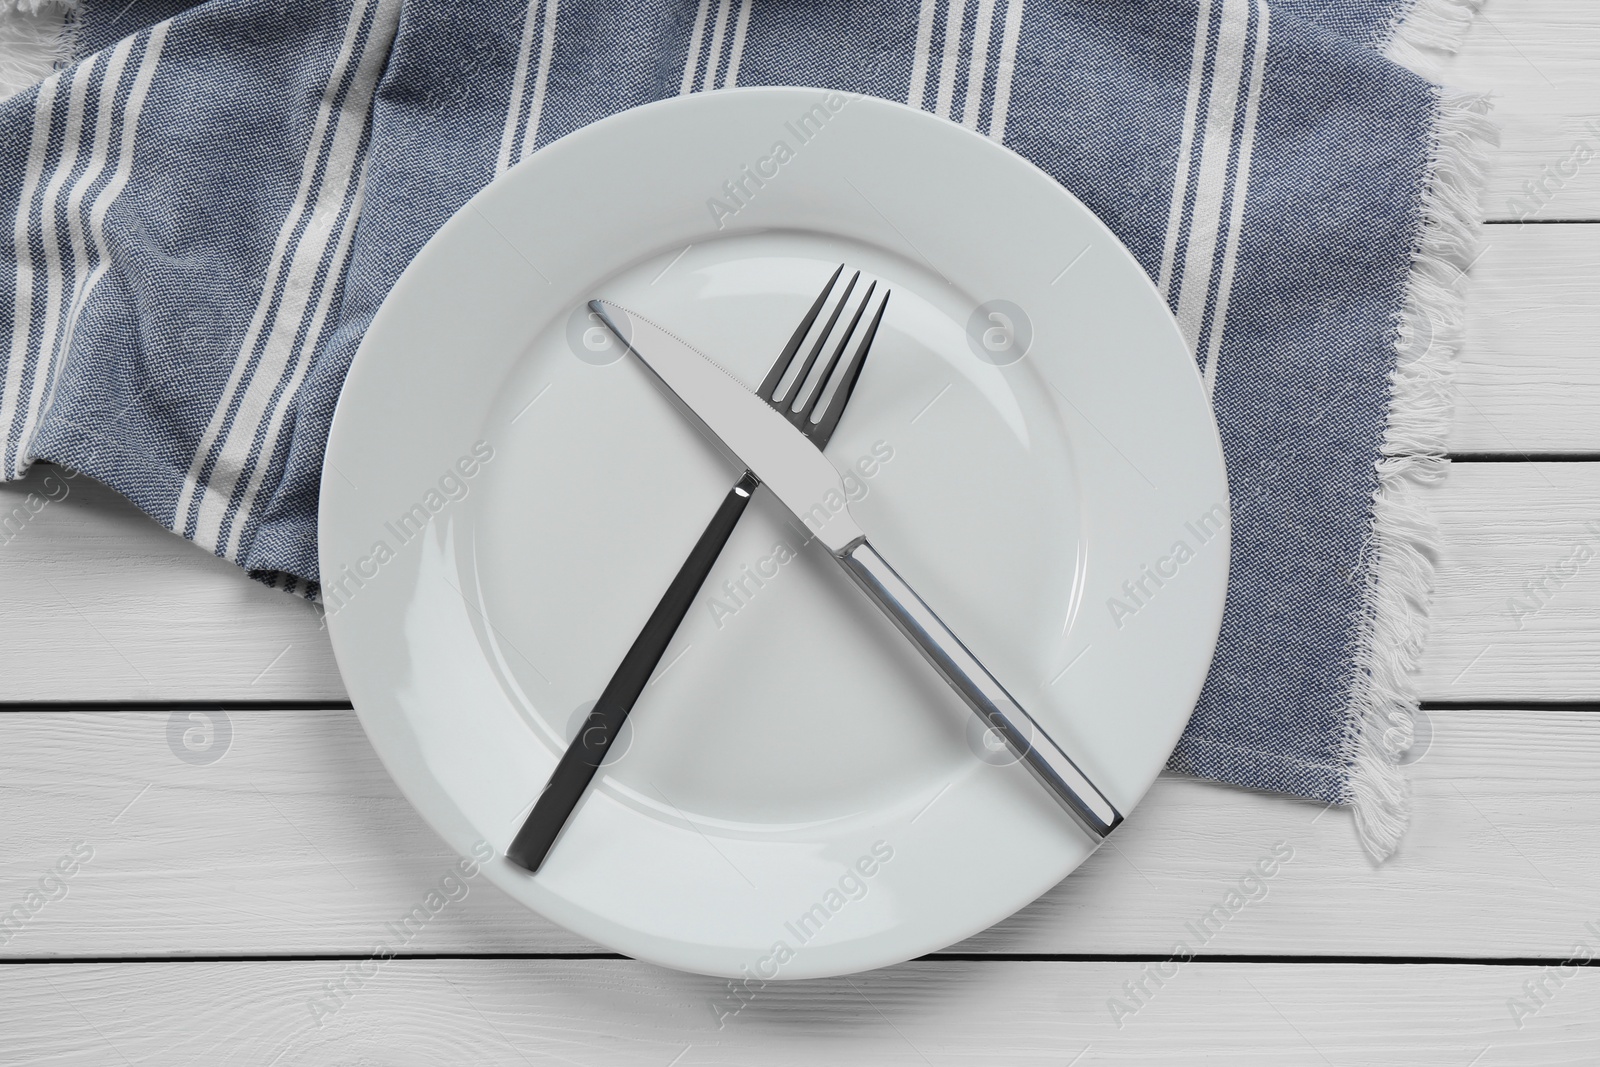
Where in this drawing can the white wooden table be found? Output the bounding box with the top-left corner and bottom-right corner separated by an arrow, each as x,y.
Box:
2,3 -> 1596,1062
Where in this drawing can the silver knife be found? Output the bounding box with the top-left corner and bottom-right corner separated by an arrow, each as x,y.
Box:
591,300 -> 1122,841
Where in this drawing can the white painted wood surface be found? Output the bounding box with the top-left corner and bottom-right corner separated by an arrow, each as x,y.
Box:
1,960 -> 1591,1066
1442,0 -> 1600,219
1451,225 -> 1600,452
0,706 -> 1595,958
2,2 -> 1598,1064
1418,463 -> 1600,698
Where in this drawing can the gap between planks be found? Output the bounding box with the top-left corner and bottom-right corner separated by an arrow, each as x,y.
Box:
0,959 -> 1592,1066
1,706 -> 1598,960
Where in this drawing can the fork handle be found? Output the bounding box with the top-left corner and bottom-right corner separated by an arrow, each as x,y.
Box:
507,471 -> 761,872
836,539 -> 1123,841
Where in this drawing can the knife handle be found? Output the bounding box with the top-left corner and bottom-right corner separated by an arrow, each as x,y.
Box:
507,471 -> 761,873
837,539 -> 1123,841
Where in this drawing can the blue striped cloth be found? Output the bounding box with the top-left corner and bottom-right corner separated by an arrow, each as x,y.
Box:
0,0 -> 1490,855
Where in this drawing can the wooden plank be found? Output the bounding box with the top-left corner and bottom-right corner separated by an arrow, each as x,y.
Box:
1452,224 -> 1600,453
4,460 -> 1598,701
1,705 -> 1596,959
0,470 -> 342,700
0,959 -> 1592,1065
1442,0 -> 1600,219
1418,462 -> 1600,699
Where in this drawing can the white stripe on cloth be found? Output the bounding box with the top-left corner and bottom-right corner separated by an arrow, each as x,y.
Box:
6,28 -> 165,478
516,0 -> 561,163
173,1 -> 376,535
1173,0 -> 1252,354
1158,0 -> 1213,300
679,0 -> 711,95
1202,0 -> 1269,397
196,0 -> 400,556
181,0 -> 400,556
64,27 -> 168,433
36,53 -> 103,375
933,0 -> 965,120
223,155 -> 373,560
22,57 -> 99,468
906,0 -> 938,108
71,27 -> 167,366
1,71 -> 64,474
53,38 -> 135,377
699,0 -> 731,92
496,0 -> 544,175
986,0 -> 1022,142
723,0 -> 751,88
959,0 -> 995,130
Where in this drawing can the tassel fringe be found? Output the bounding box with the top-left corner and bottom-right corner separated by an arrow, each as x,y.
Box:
1343,85 -> 1497,860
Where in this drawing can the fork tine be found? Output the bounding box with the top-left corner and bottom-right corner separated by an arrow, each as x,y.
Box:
780,270 -> 860,417
759,264 -> 843,404
808,289 -> 889,449
798,280 -> 877,432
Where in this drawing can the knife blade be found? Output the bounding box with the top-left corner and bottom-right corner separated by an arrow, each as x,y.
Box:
590,300 -> 1122,841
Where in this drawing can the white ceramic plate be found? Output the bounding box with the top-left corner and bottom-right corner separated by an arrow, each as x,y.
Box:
320,88 -> 1229,980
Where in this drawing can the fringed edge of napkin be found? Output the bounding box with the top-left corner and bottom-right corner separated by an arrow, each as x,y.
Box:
1383,0 -> 1483,72
0,0 -> 75,102
1345,0 -> 1497,861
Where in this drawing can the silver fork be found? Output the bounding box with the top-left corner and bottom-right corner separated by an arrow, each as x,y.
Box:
509,266 -> 890,872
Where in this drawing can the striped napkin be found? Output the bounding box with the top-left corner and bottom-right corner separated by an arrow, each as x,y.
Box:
0,0 -> 1492,857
